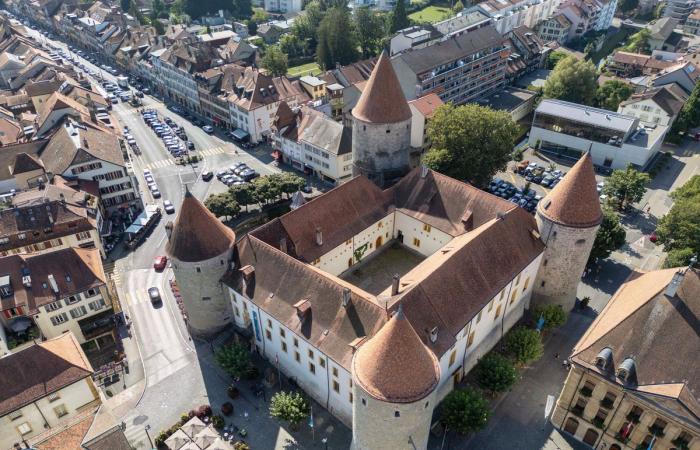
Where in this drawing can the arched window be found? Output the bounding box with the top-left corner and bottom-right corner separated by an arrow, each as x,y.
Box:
583,428 -> 599,445
564,417 -> 579,435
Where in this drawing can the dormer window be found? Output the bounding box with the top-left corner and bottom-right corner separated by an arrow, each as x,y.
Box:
617,358 -> 636,383
0,275 -> 12,298
594,347 -> 612,370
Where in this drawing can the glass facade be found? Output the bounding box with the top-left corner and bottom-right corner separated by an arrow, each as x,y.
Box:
533,112 -> 626,147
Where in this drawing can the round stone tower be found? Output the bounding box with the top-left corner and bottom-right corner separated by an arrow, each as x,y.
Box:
351,305 -> 440,450
532,152 -> 603,311
165,190 -> 236,337
352,52 -> 413,188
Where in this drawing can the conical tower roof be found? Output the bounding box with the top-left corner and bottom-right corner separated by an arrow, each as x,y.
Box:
353,305 -> 439,403
537,153 -> 602,228
165,190 -> 236,262
352,52 -> 412,124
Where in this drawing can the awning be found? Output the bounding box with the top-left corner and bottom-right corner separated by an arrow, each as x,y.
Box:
271,150 -> 281,159
232,129 -> 249,140
10,317 -> 32,332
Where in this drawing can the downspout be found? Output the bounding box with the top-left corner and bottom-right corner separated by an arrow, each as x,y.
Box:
559,365 -> 587,429
33,401 -> 50,429
324,355 -> 331,410
594,390 -> 627,449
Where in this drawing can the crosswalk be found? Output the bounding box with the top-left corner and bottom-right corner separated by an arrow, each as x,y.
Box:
142,146 -> 227,170
121,412 -> 151,449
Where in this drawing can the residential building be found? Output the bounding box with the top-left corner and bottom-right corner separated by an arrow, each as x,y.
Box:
551,267 -> 700,450
477,87 -> 538,121
537,13 -> 572,44
407,93 -> 443,150
684,8 -> 700,34
0,247 -> 116,349
617,85 -> 687,126
648,61 -> 699,94
0,333 -> 100,450
272,103 -> 353,184
475,0 -> 563,34
38,119 -> 140,215
664,0 -> 700,22
647,17 -> 682,52
391,24 -> 510,105
264,0 -> 303,13
557,0 -> 617,41
528,99 -> 668,170
299,76 -> 327,101
0,175 -> 105,259
607,51 -> 675,78
505,26 -> 548,82
196,64 -> 246,129
256,20 -> 293,44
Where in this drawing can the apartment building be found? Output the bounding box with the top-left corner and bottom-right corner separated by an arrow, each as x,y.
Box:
264,0 -> 303,13
537,13 -> 572,44
0,333 -> 100,450
551,267 -> 699,450
685,8 -> 700,34
407,93 -> 443,150
617,85 -> 687,127
0,247 -> 115,350
391,24 -> 509,105
38,119 -> 140,215
475,0 -> 563,34
664,0 -> 700,22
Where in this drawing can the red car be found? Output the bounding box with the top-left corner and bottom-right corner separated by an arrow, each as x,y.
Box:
153,255 -> 168,271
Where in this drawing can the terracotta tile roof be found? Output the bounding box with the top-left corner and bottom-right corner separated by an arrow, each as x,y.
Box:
612,51 -> 649,67
353,305 -> 439,403
352,52 -> 412,124
619,86 -> 684,116
165,190 -> 236,262
32,408 -> 97,450
408,93 -> 443,119
571,268 -> 700,419
0,333 -> 93,416
11,151 -> 44,174
537,152 -> 602,228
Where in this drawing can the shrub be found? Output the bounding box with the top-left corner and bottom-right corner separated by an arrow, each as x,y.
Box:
195,404 -> 212,419
215,344 -> 251,379
475,353 -> 518,394
221,402 -> 234,416
531,305 -> 567,331
234,442 -> 250,450
211,415 -> 225,430
269,391 -> 309,429
441,388 -> 491,435
505,326 -> 544,366
180,413 -> 189,424
187,409 -> 196,419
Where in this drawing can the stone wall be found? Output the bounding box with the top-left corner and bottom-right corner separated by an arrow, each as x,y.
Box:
351,116 -> 412,187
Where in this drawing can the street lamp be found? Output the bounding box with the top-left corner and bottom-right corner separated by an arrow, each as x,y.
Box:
144,424 -> 153,449
321,437 -> 328,450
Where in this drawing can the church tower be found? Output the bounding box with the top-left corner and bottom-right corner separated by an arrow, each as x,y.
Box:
352,52 -> 413,187
165,190 -> 236,337
351,305 -> 439,450
532,153 -> 602,311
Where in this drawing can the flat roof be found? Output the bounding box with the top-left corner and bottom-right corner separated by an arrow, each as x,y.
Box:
477,87 -> 536,111
536,99 -> 636,134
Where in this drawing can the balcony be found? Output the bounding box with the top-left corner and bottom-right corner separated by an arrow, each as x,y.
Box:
648,425 -> 666,438
671,438 -> 690,450
615,432 -> 631,444
626,412 -> 641,423
592,417 -> 606,429
571,405 -> 585,417
579,386 -> 593,397
600,397 -> 615,409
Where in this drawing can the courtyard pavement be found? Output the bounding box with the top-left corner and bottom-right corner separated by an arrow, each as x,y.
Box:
340,242 -> 425,295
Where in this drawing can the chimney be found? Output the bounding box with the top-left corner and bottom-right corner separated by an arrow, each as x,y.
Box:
391,274 -> 400,296
665,270 -> 685,297
429,326 -> 438,343
165,222 -> 173,239
47,274 -> 59,294
279,237 -> 288,254
59,193 -> 65,205
342,288 -> 351,307
315,227 -> 323,246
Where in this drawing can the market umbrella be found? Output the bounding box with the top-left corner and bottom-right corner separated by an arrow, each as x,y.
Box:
193,426 -> 219,449
181,417 -> 207,439
204,437 -> 231,450
164,429 -> 191,450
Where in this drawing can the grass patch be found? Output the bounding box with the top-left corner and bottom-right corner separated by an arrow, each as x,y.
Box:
408,5 -> 452,23
288,62 -> 322,77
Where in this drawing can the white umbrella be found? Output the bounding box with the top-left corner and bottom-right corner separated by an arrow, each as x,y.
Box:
178,442 -> 202,450
193,426 -> 219,449
165,429 -> 191,450
205,437 -> 231,450
181,417 -> 207,439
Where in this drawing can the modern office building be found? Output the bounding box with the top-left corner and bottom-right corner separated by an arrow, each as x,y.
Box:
528,99 -> 667,170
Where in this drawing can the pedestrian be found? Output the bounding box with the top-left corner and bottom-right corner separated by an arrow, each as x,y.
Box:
554,352 -> 559,359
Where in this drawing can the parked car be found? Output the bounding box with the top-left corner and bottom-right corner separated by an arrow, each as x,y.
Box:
163,200 -> 175,214
202,125 -> 214,134
186,141 -> 195,150
152,189 -> 161,198
153,255 -> 168,271
202,171 -> 213,182
148,287 -> 161,305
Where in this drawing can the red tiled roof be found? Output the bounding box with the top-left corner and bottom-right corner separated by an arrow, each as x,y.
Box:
352,52 -> 411,124
408,93 -> 444,119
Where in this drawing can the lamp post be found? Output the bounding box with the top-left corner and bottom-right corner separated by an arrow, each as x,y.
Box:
144,424 -> 153,449
321,437 -> 328,450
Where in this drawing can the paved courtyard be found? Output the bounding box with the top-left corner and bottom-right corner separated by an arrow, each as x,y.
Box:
339,242 -> 425,295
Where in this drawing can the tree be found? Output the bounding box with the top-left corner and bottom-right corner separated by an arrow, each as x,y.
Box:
453,0 -> 465,12
624,28 -> 650,53
589,207 -> 626,261
671,81 -> 700,137
505,327 -> 543,366
269,391 -> 309,429
389,0 -> 410,33
204,192 -> 241,219
423,104 -> 518,187
275,172 -> 306,197
153,19 -> 165,35
475,353 -> 518,394
618,0 -> 638,12
531,305 -> 568,331
546,51 -> 567,69
595,80 -> 633,111
602,164 -> 650,210
657,176 -> 700,260
543,56 -> 597,105
252,175 -> 282,204
121,0 -> 131,12
230,183 -> 258,211
354,7 -> 385,58
664,247 -> 696,268
292,0 -> 323,51
261,45 -> 288,76
250,8 -> 268,23
441,388 -> 491,435
233,0 -> 253,19
215,344 -> 251,378
316,7 -> 358,69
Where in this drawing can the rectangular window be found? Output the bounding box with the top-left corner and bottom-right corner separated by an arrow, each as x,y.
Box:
66,295 -> 79,305
499,289 -> 505,301
494,305 -> 502,319
476,310 -> 482,323
449,350 -> 456,366
333,380 -> 340,393
295,351 -> 300,363
45,301 -> 62,312
279,328 -> 286,338
523,277 -> 530,292
349,392 -> 353,403
266,319 -> 272,328
17,422 -> 32,435
309,362 -> 316,374
319,357 -> 325,368
487,300 -> 494,311
423,224 -> 431,232
54,404 -> 68,418
88,299 -> 106,311
468,331 -> 475,347
69,305 -> 87,319
516,273 -> 521,285
234,306 -> 240,317
50,312 -> 68,326
281,341 -> 288,353
9,411 -> 22,420
413,237 -> 421,247
510,290 -> 517,305
332,367 -> 339,378
293,338 -> 299,347
308,349 -> 314,359
48,392 -> 60,402
265,329 -> 272,340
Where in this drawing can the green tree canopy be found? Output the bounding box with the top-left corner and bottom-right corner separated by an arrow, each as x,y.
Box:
269,391 -> 309,428
204,192 -> 241,219
389,0 -> 410,33
423,104 -> 518,187
215,343 -> 250,378
261,45 -> 288,76
505,327 -> 543,366
531,305 -> 568,331
153,19 -> 165,35
624,28 -> 650,53
670,81 -> 700,138
475,353 -> 518,394
596,80 -> 633,110
543,56 -> 597,105
316,7 -> 358,69
292,0 -> 323,50
441,388 -> 491,435
453,0 -> 465,12
233,0 -> 253,19
602,164 -> 650,210
657,175 -> 700,262
252,175 -> 282,204
618,0 -> 639,12
229,183 -> 258,211
273,172 -> 306,197
589,207 -> 626,261
546,51 -> 568,69
354,7 -> 386,58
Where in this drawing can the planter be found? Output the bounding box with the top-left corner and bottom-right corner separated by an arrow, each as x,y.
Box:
221,402 -> 234,416
228,386 -> 240,399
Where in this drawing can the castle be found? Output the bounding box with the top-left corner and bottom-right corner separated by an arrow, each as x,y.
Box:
165,52 -> 602,449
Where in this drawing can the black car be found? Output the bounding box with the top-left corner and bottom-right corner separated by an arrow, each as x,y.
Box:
202,171 -> 213,181
186,141 -> 195,150
148,287 -> 161,305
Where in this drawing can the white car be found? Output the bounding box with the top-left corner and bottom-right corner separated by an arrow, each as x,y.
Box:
202,125 -> 214,134
163,200 -> 175,214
